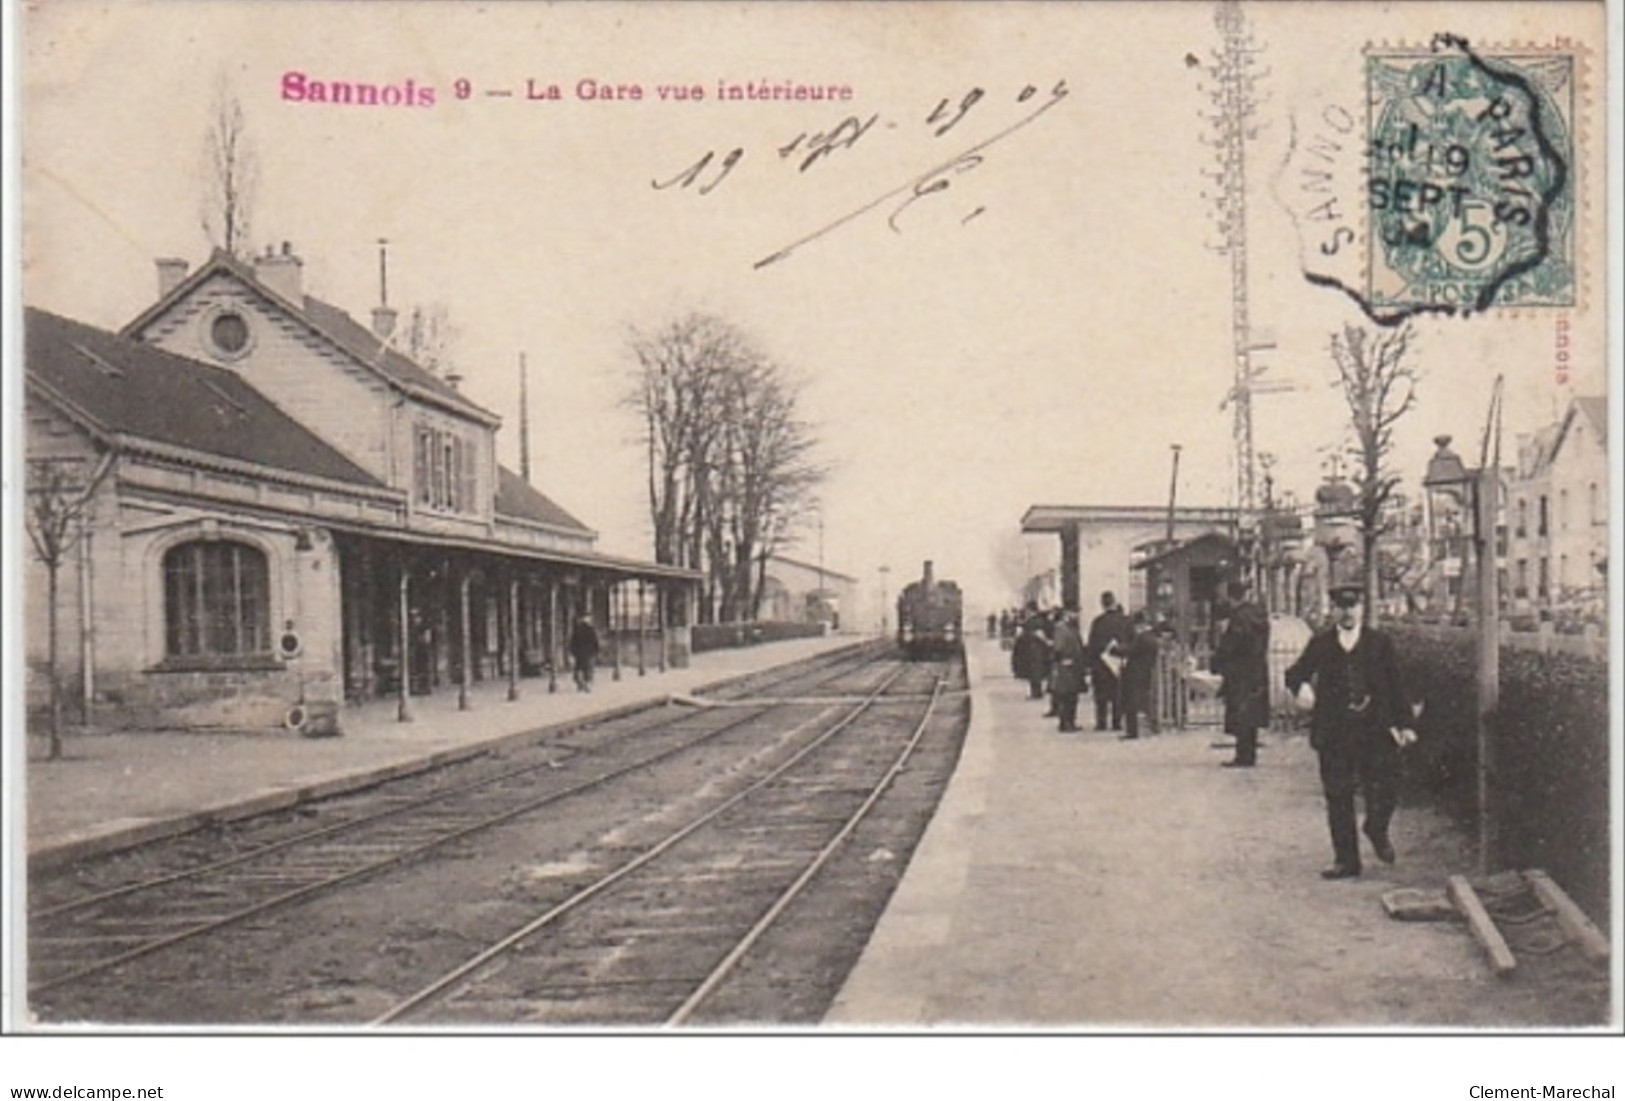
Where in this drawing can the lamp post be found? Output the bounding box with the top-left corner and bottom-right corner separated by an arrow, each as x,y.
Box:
1424,430 -> 1501,876
1313,474 -> 1357,620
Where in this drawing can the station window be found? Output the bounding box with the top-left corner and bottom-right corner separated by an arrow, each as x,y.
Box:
414,423 -> 478,514
164,540 -> 271,658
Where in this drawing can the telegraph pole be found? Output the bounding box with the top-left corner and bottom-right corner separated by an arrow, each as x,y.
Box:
377,238 -> 389,309
518,352 -> 532,483
1165,444 -> 1183,547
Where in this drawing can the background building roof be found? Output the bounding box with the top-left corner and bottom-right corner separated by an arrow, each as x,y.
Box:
494,465 -> 593,535
1570,396 -> 1607,452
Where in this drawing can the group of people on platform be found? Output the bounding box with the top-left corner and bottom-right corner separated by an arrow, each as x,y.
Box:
1007,590 -> 1169,738
1002,579 -> 1417,881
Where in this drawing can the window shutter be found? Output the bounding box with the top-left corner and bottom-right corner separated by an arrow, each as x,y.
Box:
460,437 -> 477,512
422,428 -> 435,506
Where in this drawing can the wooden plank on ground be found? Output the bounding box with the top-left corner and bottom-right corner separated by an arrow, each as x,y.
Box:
1447,874 -> 1517,977
1523,869 -> 1611,966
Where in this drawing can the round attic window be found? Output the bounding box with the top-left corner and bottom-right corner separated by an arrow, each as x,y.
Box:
211,312 -> 250,354
207,311 -> 251,358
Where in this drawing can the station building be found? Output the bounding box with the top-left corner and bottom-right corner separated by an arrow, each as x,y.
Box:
22,247 -> 698,734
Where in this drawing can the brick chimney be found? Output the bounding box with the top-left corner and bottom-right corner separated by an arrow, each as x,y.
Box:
371,305 -> 398,341
155,257 -> 189,298
253,241 -> 304,303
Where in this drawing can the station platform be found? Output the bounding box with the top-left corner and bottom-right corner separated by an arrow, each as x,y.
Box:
827,636 -> 1529,1030
20,634 -> 860,869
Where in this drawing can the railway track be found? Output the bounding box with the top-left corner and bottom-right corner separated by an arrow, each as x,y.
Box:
28,641 -> 882,919
29,643 -> 968,1025
374,664 -> 948,1026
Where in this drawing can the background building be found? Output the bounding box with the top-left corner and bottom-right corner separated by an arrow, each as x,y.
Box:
1504,396 -> 1608,619
756,554 -> 858,631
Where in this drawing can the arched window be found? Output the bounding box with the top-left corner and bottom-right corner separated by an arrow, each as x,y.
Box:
163,540 -> 271,657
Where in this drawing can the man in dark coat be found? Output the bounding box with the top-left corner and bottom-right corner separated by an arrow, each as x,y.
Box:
1120,610 -> 1162,739
1284,583 -> 1416,879
1212,579 -> 1270,767
1037,609 -> 1061,717
1049,608 -> 1088,732
1086,591 -> 1133,730
569,614 -> 601,692
1011,610 -> 1052,699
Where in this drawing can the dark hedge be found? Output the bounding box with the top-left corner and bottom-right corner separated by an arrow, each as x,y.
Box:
692,621 -> 828,653
1391,626 -> 1612,926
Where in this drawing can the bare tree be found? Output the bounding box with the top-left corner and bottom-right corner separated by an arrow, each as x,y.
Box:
731,363 -> 823,619
402,303 -> 460,376
25,452 -> 115,760
627,315 -> 735,579
1329,321 -> 1420,619
626,314 -> 823,624
200,81 -> 258,257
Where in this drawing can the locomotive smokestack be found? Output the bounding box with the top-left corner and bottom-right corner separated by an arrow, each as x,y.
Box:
922,560 -> 934,587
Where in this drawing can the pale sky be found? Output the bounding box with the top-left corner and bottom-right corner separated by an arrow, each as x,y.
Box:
18,0 -> 1612,620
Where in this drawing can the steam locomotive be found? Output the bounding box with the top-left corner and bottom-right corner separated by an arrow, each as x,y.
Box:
896,560 -> 964,659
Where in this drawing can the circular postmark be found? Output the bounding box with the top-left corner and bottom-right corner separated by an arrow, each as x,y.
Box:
1364,35 -> 1574,316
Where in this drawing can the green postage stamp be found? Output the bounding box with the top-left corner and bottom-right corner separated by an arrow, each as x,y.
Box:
1365,38 -> 1576,312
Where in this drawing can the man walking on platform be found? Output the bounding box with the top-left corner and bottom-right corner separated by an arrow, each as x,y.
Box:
1086,591 -> 1132,731
1284,583 -> 1417,880
1213,579 -> 1270,767
569,614 -> 601,692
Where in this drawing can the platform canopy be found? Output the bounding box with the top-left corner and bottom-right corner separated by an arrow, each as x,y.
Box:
1019,504 -> 1243,613
1020,504 -> 1241,534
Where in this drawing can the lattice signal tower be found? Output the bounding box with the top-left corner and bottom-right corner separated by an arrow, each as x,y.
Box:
1199,0 -> 1281,540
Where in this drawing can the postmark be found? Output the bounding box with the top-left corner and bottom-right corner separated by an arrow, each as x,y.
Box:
1364,36 -> 1576,314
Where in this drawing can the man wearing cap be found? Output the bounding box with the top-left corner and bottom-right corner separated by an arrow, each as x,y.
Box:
1284,583 -> 1416,879
1119,610 -> 1163,739
1212,579 -> 1270,767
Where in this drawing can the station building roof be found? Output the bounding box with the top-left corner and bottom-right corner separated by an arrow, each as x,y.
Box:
122,248 -> 500,427
25,306 -> 384,490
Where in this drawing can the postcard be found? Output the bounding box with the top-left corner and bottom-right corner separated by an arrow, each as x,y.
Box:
7,0 -> 1618,1086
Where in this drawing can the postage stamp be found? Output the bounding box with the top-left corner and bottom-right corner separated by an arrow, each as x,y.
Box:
1364,37 -> 1577,312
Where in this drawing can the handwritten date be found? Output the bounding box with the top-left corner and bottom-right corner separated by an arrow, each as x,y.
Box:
651,81 -> 1069,267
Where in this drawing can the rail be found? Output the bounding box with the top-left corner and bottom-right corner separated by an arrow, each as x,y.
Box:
370,661 -> 917,1025
27,646 -> 893,1004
